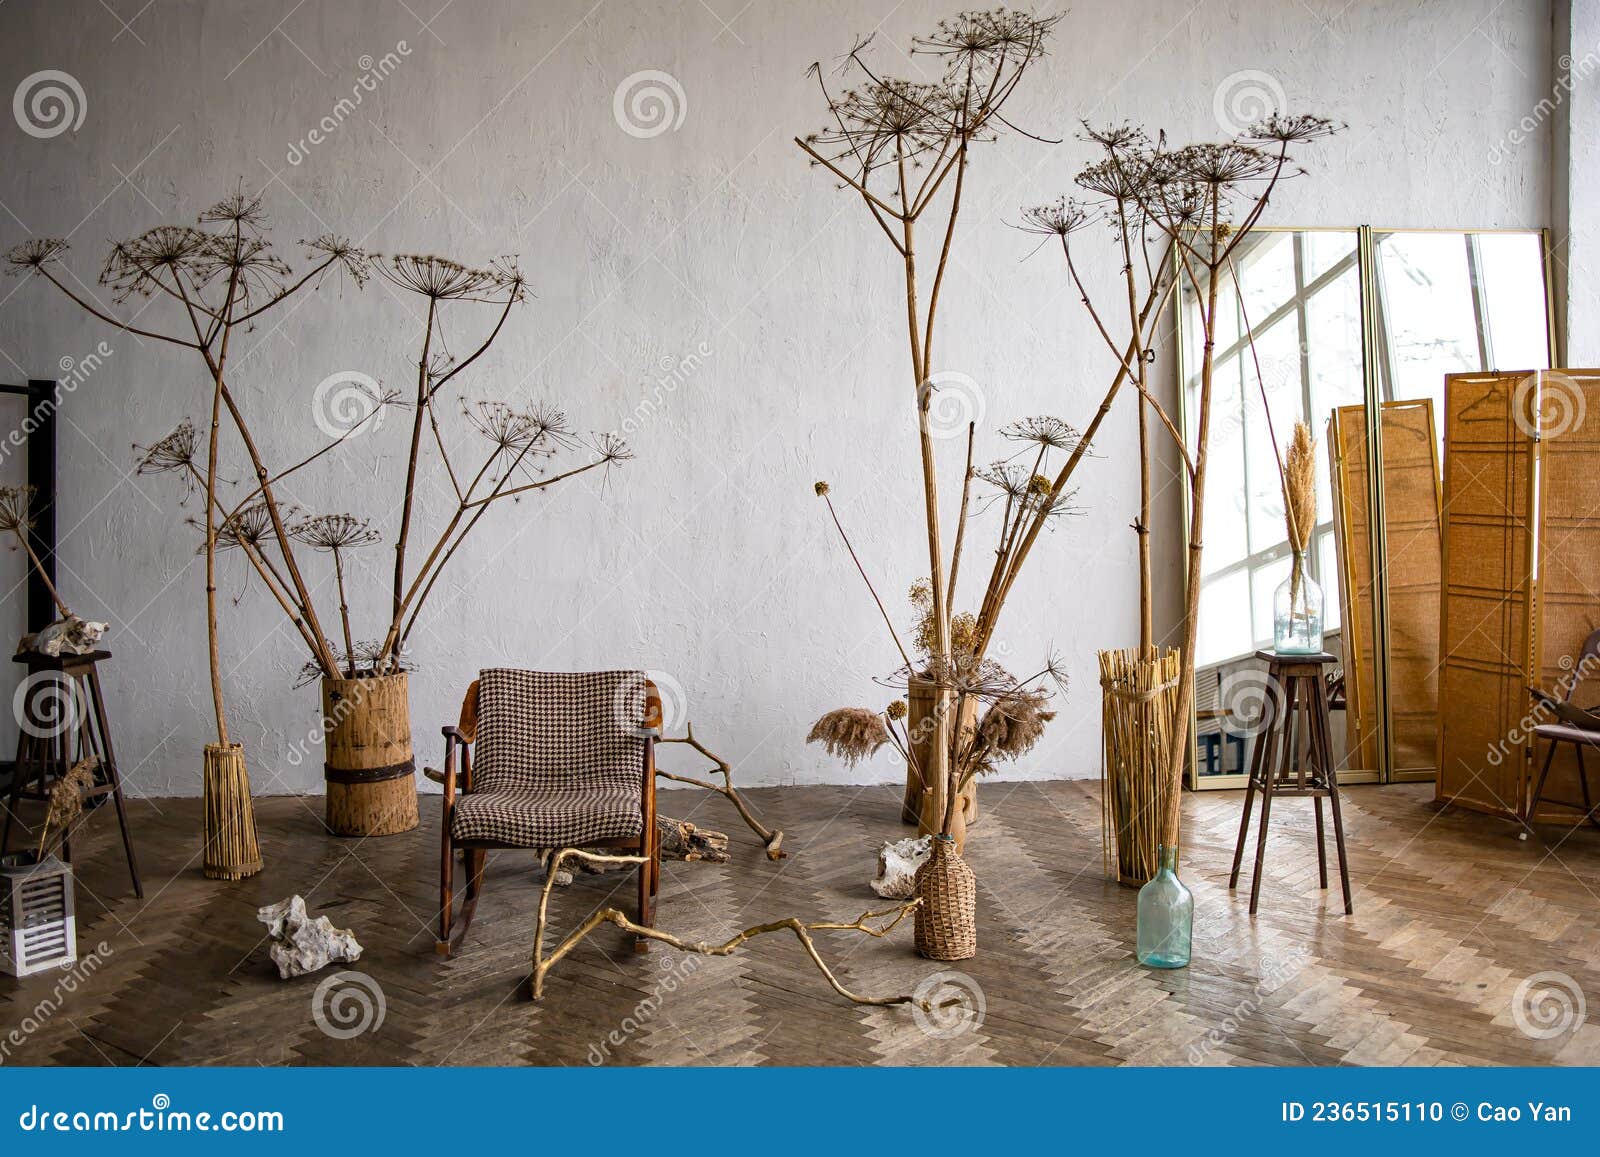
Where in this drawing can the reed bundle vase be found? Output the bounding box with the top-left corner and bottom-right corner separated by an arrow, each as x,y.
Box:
1099,647 -> 1181,886
1135,843 -> 1192,969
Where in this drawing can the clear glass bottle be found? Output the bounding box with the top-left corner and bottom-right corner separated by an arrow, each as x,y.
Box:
1136,844 -> 1192,969
1273,550 -> 1324,654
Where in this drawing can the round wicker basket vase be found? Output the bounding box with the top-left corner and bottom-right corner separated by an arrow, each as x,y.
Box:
913,834 -> 977,960
321,672 -> 419,838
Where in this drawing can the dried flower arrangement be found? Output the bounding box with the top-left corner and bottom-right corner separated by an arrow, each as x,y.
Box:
1027,115 -> 1340,875
797,12 -> 1072,868
6,191 -> 629,847
1282,421 -> 1318,605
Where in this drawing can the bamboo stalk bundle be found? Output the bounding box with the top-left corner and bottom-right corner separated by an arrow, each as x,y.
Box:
1099,647 -> 1181,886
202,742 -> 261,880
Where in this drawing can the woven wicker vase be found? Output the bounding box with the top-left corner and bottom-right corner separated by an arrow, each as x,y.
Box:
913,835 -> 976,960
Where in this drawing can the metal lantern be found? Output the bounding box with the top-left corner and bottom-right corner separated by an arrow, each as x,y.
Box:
0,852 -> 76,978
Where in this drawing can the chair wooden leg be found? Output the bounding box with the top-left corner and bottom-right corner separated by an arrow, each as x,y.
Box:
1229,730 -> 1266,890
1577,745 -> 1599,828
1248,774 -> 1275,916
447,849 -> 485,955
1327,781 -> 1354,914
437,838 -> 455,955
1314,795 -> 1328,890
1222,723 -> 1273,889
1530,740 -> 1559,821
633,846 -> 654,954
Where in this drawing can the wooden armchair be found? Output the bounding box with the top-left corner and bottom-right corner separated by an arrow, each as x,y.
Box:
431,669 -> 660,955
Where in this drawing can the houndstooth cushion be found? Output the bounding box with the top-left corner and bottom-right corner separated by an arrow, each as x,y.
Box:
451,669 -> 648,847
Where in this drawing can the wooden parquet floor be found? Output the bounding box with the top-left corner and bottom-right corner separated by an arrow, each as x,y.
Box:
4,779 -> 1599,1066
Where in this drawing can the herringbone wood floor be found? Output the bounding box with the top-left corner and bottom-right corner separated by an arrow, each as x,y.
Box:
4,779 -> 1599,1066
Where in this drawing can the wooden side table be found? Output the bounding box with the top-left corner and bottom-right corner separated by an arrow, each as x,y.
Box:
1,649 -> 141,897
1228,649 -> 1351,916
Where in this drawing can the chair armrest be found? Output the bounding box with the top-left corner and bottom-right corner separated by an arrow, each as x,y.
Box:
436,723 -> 479,807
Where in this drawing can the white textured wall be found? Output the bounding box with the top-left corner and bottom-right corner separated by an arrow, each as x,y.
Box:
1557,0 -> 1600,363
0,0 -> 1555,797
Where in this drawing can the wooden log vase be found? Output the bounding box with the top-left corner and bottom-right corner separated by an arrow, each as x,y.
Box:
203,742 -> 262,880
904,675 -> 978,850
321,672 -> 419,838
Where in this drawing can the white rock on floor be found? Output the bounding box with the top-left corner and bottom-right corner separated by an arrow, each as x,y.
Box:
257,895 -> 362,979
872,835 -> 932,899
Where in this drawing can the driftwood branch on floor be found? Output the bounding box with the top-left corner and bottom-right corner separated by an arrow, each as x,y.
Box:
530,847 -> 925,1006
658,722 -> 786,859
540,816 -> 729,885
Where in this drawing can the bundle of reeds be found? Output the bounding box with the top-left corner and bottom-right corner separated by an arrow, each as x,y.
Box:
1099,647 -> 1181,885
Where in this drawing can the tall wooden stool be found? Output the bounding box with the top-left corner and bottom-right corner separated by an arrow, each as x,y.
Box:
1228,650 -> 1351,916
1,649 -> 141,897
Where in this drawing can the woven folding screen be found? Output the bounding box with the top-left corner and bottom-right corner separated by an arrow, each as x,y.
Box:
1329,400 -> 1443,778
1328,404 -> 1380,771
1437,370 -> 1600,820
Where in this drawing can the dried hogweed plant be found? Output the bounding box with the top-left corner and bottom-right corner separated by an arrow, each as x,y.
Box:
8,191 -> 630,751
798,10 -> 1073,840
1028,114 -> 1340,851
8,191 -> 369,748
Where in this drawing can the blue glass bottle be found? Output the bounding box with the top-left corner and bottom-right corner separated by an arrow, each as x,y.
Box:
1136,844 -> 1192,968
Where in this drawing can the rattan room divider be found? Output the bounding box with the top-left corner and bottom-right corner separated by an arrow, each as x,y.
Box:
1437,369 -> 1600,821
1329,400 -> 1443,781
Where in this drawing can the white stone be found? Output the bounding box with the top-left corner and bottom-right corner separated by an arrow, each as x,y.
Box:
257,895 -> 362,979
872,835 -> 932,899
